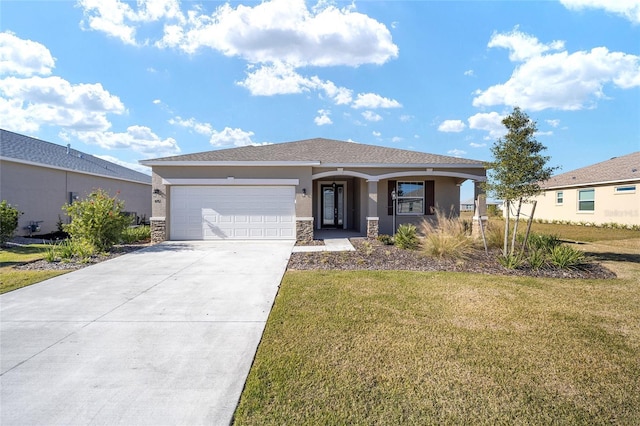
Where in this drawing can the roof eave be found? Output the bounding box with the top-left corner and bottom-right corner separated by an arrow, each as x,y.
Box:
139,160 -> 321,167
319,162 -> 485,168
543,177 -> 640,190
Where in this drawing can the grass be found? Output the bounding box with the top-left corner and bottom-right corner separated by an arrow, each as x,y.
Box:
234,266 -> 640,424
0,244 -> 71,294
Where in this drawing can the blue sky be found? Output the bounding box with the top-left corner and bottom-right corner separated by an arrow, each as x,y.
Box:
2,0 -> 639,201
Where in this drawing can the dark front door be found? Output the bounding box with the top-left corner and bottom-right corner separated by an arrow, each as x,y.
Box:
321,184 -> 344,228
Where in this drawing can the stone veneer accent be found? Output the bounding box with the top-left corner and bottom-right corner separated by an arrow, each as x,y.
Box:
296,218 -> 314,243
366,217 -> 379,239
150,217 -> 166,244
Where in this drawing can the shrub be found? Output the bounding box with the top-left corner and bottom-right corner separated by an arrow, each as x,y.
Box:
420,209 -> 473,259
63,189 -> 132,252
377,234 -> 394,245
121,226 -> 151,244
487,204 -> 501,217
483,220 -> 505,250
0,200 -> 20,245
394,224 -> 419,250
525,233 -> 561,253
549,245 -> 586,269
498,253 -> 524,269
45,239 -> 95,263
526,249 -> 548,270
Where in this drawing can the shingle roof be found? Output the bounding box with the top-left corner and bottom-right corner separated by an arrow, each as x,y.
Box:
542,151 -> 640,188
143,138 -> 484,166
0,129 -> 151,184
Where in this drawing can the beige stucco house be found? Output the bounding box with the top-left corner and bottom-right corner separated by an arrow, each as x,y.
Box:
523,152 -> 640,227
140,138 -> 487,243
0,129 -> 152,236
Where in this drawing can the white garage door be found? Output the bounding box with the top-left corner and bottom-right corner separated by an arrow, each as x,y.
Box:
170,186 -> 296,240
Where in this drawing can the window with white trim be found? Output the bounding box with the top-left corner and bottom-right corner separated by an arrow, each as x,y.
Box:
578,189 -> 595,212
615,185 -> 636,194
555,191 -> 563,205
396,182 -> 424,215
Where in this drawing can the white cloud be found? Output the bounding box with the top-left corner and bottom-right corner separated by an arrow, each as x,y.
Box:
152,99 -> 161,104
474,29 -> 640,111
237,62 -> 311,96
391,136 -> 402,143
468,112 -> 506,139
73,125 -> 181,157
438,119 -> 466,132
95,154 -> 152,174
469,142 -> 487,148
314,109 -> 332,126
0,76 -> 125,132
560,0 -> 640,24
352,92 -> 401,109
399,114 -> 412,122
209,127 -> 255,147
464,69 -> 474,76
535,130 -> 553,136
0,31 -> 55,76
169,116 -> 214,135
546,119 -> 560,127
362,110 -> 382,122
155,0 -> 398,67
78,0 -> 184,46
488,27 -> 564,62
448,149 -> 466,157
372,131 -> 381,137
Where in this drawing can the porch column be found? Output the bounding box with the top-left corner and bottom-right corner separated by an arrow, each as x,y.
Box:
472,181 -> 487,240
150,216 -> 166,244
366,180 -> 379,239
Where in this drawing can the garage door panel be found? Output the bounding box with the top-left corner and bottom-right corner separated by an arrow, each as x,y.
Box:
170,186 -> 296,240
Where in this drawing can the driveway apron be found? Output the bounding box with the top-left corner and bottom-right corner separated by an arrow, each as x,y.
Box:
0,240 -> 294,426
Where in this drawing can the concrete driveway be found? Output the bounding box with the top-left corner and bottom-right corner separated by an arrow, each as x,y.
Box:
0,240 -> 294,426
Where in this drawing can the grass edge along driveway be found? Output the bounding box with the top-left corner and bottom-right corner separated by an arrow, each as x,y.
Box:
0,244 -> 71,294
234,269 -> 640,425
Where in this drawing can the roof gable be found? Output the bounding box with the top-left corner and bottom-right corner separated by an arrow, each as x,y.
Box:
0,129 -> 151,184
143,138 -> 484,166
542,151 -> 640,188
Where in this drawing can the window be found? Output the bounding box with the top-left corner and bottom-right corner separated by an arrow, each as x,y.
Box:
556,191 -> 564,205
578,189 -> 595,212
396,182 -> 424,214
615,185 -> 636,194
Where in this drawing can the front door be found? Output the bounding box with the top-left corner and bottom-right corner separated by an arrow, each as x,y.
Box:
321,184 -> 344,228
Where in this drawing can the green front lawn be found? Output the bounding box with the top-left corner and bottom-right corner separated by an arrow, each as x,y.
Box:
0,244 -> 71,294
234,269 -> 640,424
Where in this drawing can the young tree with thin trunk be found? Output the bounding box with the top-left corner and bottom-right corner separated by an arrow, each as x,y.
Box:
484,107 -> 558,257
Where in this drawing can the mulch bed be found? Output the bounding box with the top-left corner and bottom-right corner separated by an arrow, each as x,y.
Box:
288,239 -> 617,279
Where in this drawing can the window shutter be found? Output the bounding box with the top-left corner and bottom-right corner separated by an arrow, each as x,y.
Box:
425,180 -> 435,215
387,180 -> 396,215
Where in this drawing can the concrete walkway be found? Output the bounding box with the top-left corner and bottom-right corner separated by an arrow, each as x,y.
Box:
292,238 -> 356,252
0,241 -> 294,426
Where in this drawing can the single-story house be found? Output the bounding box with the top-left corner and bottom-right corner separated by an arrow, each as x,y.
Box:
522,151 -> 639,227
140,138 -> 487,243
0,129 -> 152,236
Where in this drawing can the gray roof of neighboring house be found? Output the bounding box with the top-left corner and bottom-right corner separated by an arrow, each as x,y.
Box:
0,129 -> 151,184
143,138 -> 484,166
541,151 -> 640,189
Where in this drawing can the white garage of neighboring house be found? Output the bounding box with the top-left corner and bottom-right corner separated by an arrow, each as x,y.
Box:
140,138 -> 488,243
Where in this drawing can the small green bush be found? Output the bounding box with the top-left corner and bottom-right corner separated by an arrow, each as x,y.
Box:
63,189 -> 132,252
525,233 -> 561,253
45,239 -> 95,263
498,253 -> 524,269
394,224 -> 419,250
0,200 -> 20,245
526,249 -> 548,270
121,226 -> 151,244
549,245 -> 586,269
376,234 -> 394,245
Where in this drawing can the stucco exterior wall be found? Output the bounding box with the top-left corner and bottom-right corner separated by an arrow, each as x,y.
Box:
523,182 -> 640,227
1,161 -> 151,236
377,176 -> 461,235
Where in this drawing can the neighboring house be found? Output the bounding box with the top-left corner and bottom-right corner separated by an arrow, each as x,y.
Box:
522,152 -> 640,227
140,138 -> 487,243
0,129 -> 152,236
